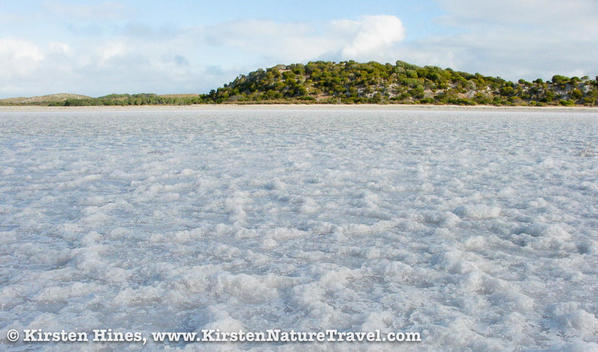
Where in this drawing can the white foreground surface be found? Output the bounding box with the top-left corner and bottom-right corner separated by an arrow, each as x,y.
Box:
0,109 -> 597,351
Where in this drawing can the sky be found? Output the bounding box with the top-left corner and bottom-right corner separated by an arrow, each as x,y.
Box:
1,0 -> 597,98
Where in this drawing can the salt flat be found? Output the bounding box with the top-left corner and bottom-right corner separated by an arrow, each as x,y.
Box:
0,109 -> 597,351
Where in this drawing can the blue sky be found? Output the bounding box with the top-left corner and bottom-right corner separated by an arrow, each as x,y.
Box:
1,0 -> 597,97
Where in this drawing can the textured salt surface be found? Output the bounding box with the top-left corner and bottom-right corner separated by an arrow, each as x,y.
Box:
0,109 -> 597,351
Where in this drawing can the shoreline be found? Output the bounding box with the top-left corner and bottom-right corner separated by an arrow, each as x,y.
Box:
1,103 -> 597,113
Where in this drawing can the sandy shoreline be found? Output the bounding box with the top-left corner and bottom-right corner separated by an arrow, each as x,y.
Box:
1,103 -> 597,113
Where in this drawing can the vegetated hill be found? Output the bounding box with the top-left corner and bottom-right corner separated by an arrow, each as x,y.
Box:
0,93 -> 91,105
208,61 -> 598,106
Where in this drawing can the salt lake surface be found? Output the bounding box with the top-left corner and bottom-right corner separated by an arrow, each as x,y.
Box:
0,108 -> 597,351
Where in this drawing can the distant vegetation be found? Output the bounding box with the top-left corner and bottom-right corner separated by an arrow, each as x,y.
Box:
0,93 -> 207,106
54,93 -> 206,106
2,61 -> 598,106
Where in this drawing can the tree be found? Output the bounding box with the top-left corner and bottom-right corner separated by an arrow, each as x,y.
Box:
551,75 -> 569,85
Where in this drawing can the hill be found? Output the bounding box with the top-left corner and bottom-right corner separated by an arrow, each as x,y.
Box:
0,93 -> 91,105
208,61 -> 598,106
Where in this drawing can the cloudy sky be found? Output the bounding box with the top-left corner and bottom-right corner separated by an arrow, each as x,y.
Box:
1,0 -> 597,98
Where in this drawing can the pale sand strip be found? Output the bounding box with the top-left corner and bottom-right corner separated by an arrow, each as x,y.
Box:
1,104 -> 597,113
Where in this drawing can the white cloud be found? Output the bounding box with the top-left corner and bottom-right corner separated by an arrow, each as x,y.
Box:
0,39 -> 44,77
336,15 -> 405,59
97,41 -> 127,65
